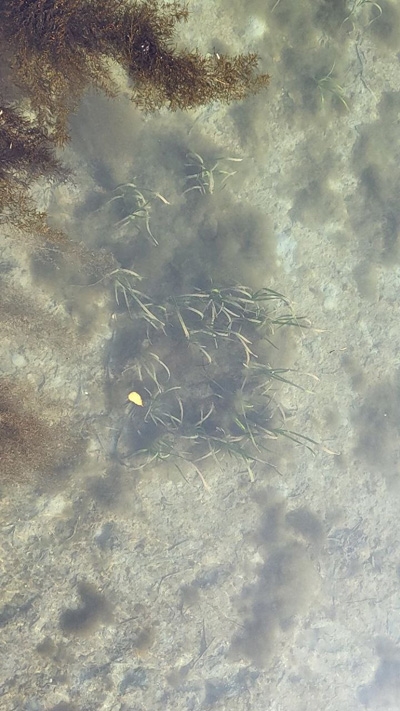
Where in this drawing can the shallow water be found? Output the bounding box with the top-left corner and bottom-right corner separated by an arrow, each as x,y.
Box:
1,1 -> 400,710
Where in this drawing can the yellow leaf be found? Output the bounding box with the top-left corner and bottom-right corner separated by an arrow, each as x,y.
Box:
128,391 -> 144,406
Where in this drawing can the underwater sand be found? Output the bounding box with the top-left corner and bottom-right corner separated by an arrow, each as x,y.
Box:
1,1 -> 400,710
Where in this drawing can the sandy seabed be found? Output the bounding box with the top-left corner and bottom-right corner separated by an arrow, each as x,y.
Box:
1,1 -> 400,710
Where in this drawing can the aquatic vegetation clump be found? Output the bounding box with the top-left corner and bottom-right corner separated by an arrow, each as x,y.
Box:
0,0 -> 269,140
105,273 -> 313,483
0,377 -> 83,483
0,0 -> 269,239
0,102 -> 68,233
